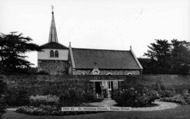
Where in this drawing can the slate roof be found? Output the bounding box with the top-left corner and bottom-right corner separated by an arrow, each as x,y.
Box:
71,48 -> 142,70
40,42 -> 67,49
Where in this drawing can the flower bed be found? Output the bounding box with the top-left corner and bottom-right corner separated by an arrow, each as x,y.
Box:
161,95 -> 187,104
16,93 -> 102,116
30,95 -> 59,106
16,105 -> 101,116
161,93 -> 190,105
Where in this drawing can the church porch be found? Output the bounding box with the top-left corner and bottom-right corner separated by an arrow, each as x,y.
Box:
90,79 -> 124,99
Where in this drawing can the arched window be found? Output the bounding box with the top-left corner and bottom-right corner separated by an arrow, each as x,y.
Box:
55,50 -> 59,57
50,50 -> 54,57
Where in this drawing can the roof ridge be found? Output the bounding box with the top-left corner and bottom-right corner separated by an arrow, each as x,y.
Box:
72,47 -> 130,52
40,42 -> 68,49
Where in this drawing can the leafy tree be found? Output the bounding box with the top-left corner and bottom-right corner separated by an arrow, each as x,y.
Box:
143,39 -> 190,74
170,39 -> 190,74
144,39 -> 171,74
0,32 -> 41,74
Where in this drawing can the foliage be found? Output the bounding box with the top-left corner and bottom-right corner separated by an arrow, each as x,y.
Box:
16,105 -> 99,116
30,95 -> 59,106
144,39 -> 190,74
16,105 -> 60,115
170,40 -> 190,74
161,94 -> 187,104
0,32 -> 41,74
0,80 -> 7,118
153,81 -> 176,97
112,86 -> 159,107
144,39 -> 171,74
6,87 -> 29,106
161,89 -> 190,105
59,87 -> 98,106
5,76 -> 98,106
158,90 -> 176,98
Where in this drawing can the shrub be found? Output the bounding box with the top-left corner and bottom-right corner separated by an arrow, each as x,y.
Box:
161,94 -> 187,104
6,87 -> 29,106
30,95 -> 59,106
59,87 -> 99,106
184,95 -> 190,104
161,89 -> 190,105
59,88 -> 85,106
16,105 -> 60,115
158,89 -> 176,98
112,86 -> 159,107
82,89 -> 101,102
16,105 -> 100,116
0,80 -> 7,118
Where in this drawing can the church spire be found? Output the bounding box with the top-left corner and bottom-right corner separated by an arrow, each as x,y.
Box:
48,6 -> 58,43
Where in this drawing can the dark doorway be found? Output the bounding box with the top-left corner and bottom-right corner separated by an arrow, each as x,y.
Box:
108,81 -> 114,90
95,82 -> 101,95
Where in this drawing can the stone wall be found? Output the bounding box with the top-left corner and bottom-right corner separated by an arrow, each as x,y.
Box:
72,69 -> 140,75
38,60 -> 68,75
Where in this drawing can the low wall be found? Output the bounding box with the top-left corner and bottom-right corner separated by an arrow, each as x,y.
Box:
0,75 -> 139,96
0,74 -> 190,93
142,75 -> 190,91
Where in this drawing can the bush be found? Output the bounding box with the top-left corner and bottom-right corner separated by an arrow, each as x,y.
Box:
0,80 -> 7,118
59,87 -> 101,106
160,89 -> 190,105
60,88 -> 85,106
16,105 -> 60,115
112,86 -> 159,107
161,94 -> 187,104
30,95 -> 59,106
6,87 -> 29,106
158,89 -> 176,98
16,105 -> 100,116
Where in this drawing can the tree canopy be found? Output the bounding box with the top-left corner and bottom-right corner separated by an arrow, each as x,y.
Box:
0,32 -> 41,74
143,39 -> 190,74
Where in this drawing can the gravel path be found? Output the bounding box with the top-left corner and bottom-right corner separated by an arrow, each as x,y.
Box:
6,100 -> 178,112
88,99 -> 179,111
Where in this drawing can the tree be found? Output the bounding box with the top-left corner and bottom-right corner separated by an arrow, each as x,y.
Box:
0,32 -> 41,74
144,39 -> 190,74
170,39 -> 190,74
144,39 -> 171,74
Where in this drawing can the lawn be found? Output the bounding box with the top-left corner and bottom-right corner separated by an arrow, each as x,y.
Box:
2,105 -> 190,119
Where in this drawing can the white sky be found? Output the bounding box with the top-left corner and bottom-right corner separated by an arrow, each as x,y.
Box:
0,0 -> 190,66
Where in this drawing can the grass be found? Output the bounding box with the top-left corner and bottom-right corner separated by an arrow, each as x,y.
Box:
2,105 -> 190,119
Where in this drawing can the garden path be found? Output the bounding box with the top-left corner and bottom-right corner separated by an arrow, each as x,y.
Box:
88,98 -> 117,107
6,100 -> 178,112
88,99 -> 179,111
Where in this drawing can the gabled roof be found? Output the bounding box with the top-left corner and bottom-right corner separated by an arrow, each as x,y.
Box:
40,42 -> 67,49
71,48 -> 142,70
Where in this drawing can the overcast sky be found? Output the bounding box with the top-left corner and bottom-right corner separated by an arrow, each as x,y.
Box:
0,0 -> 190,66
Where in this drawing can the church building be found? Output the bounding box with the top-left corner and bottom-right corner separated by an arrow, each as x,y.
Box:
38,9 -> 143,76
38,9 -> 143,98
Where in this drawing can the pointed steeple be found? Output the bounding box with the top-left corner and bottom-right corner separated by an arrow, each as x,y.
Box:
48,6 -> 58,43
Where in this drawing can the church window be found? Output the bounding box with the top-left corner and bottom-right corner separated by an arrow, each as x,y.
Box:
50,50 -> 54,57
55,50 -> 59,57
